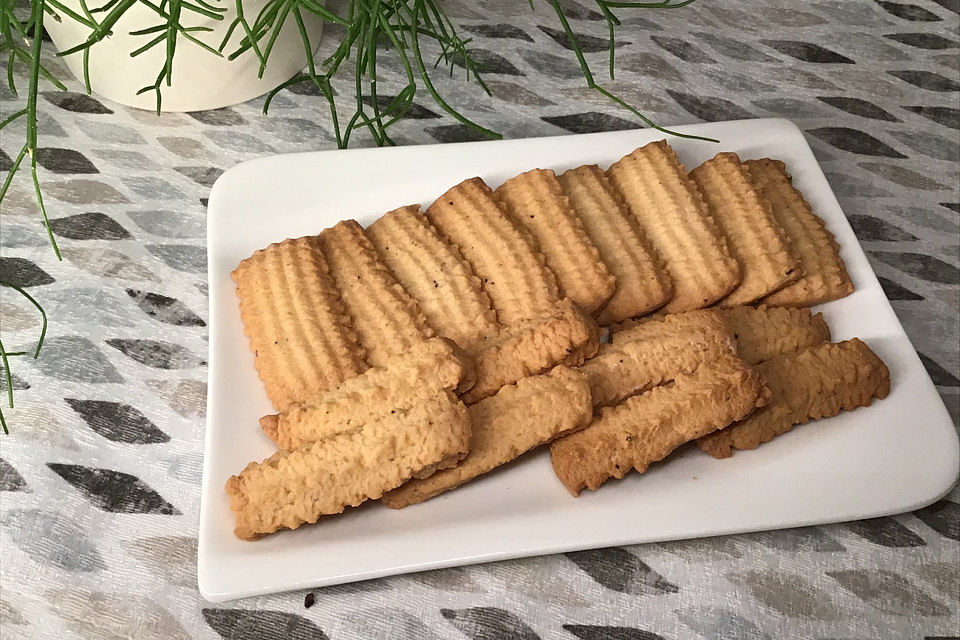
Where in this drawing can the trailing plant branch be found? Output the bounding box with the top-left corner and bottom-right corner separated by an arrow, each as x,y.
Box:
247,0 -> 501,147
1,0 -> 63,431
0,281 -> 49,435
550,0 -> 718,143
1,0 -> 63,258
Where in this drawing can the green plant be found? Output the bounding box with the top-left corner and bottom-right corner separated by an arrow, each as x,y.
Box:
0,281 -> 47,433
0,0 -> 707,429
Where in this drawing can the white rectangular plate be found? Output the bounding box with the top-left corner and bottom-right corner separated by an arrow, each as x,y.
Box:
200,118 -> 958,602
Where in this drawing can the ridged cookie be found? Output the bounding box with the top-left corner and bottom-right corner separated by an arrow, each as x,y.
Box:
261,338 -> 475,450
697,339 -> 889,458
722,305 -> 830,365
612,308 -> 729,344
611,306 -> 830,367
367,205 -> 500,353
689,152 -> 800,306
495,168 -> 616,316
226,389 -> 471,539
580,314 -> 736,408
232,236 -> 367,411
607,141 -> 741,312
463,298 -> 602,404
319,220 -> 434,367
381,366 -> 593,508
558,164 -> 673,324
551,355 -> 768,496
746,159 -> 854,307
426,177 -> 560,326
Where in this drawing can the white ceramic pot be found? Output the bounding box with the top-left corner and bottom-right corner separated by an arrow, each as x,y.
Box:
45,0 -> 324,112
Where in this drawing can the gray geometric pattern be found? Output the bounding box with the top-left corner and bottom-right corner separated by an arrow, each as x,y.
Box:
1,0 -> 958,637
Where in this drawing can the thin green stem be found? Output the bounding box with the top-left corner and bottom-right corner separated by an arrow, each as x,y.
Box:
23,0 -> 63,258
6,49 -> 16,95
594,86 -> 718,142
257,0 -> 292,77
165,0 -> 182,85
30,152 -> 63,259
599,0 -> 696,7
0,145 -> 27,202
296,0 -> 349,26
364,0 -> 391,145
192,0 -> 227,13
409,0 -> 499,139
90,0 -> 122,14
547,0 -> 594,86
352,9 -> 382,144
548,0 -> 717,143
130,24 -> 172,36
130,32 -> 167,57
12,47 -> 67,90
0,335 -> 12,426
44,0 -> 98,27
177,0 -> 223,20
598,2 -> 618,79
0,108 -> 27,130
291,5 -> 343,146
82,48 -> 91,91
0,283 -> 48,359
56,0 -> 137,56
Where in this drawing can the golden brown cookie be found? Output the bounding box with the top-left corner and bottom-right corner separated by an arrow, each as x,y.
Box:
721,305 -> 830,365
319,220 -> 434,367
232,236 -> 367,411
697,339 -> 889,458
367,205 -> 500,353
558,164 -> 674,324
495,168 -> 616,316
425,177 -> 560,326
607,140 -> 741,312
462,298 -> 601,404
550,355 -> 768,496
261,338 -> 475,450
611,306 -> 830,367
689,152 -> 800,306
746,159 -> 854,307
580,313 -> 736,408
381,366 -> 593,508
611,308 -> 729,344
226,389 -> 471,539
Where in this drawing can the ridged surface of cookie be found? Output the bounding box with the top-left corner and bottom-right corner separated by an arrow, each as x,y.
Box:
581,316 -> 736,408
495,168 -> 616,316
262,338 -> 475,450
319,220 -> 434,367
690,152 -> 800,306
697,339 -> 889,458
367,205 -> 500,353
721,305 -> 830,365
232,236 -> 367,411
551,355 -> 768,496
381,366 -> 593,508
226,389 -> 471,539
607,141 -> 740,312
611,308 -> 729,344
611,306 -> 831,367
463,298 -> 601,404
558,164 -> 673,324
746,159 -> 854,307
426,177 -> 559,326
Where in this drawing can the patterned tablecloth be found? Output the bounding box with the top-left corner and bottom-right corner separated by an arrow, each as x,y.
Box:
1,0 -> 958,637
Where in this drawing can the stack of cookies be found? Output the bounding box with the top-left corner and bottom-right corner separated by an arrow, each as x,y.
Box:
224,140 -> 888,540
